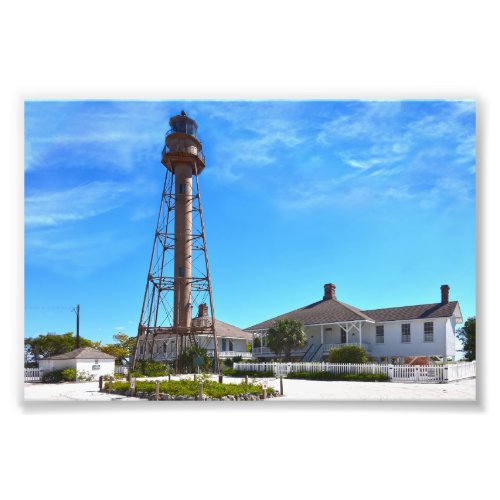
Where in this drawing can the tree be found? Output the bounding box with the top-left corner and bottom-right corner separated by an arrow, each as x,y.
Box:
100,333 -> 136,366
24,332 -> 99,363
178,345 -> 211,373
456,316 -> 476,361
266,318 -> 306,361
328,344 -> 368,364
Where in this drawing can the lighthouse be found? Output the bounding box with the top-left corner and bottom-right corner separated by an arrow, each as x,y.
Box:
132,111 -> 218,371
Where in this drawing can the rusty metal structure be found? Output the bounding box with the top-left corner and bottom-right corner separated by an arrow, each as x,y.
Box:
132,112 -> 219,372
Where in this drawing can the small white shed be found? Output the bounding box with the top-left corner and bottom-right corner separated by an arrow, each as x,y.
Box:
38,347 -> 116,381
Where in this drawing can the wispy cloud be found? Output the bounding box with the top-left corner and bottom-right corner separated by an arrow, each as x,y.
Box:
25,181 -> 131,227
25,226 -> 141,276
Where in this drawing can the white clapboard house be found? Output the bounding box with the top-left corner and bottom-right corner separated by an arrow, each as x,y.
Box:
246,283 -> 462,363
135,304 -> 253,361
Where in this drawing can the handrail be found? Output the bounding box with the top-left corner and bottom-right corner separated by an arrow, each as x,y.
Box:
162,144 -> 205,164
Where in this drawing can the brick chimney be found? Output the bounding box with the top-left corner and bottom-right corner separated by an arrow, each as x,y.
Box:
197,303 -> 209,318
440,284 -> 450,304
323,283 -> 336,300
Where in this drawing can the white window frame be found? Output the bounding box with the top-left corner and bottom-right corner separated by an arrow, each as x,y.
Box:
401,323 -> 411,343
424,321 -> 434,342
376,325 -> 384,344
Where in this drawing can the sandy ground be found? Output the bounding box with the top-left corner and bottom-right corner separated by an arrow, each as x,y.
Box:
24,376 -> 476,402
24,381 -> 141,402
263,377 -> 476,401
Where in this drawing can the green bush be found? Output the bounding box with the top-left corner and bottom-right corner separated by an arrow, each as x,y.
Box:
61,368 -> 76,381
104,379 -> 268,398
328,345 -> 369,364
41,370 -> 64,383
223,369 -> 274,378
178,346 -> 211,372
286,371 -> 389,382
135,360 -> 169,377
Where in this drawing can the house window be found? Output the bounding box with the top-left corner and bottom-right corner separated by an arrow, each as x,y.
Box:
340,328 -> 347,344
376,325 -> 384,343
179,183 -> 185,194
222,338 -> 227,351
424,322 -> 434,342
401,324 -> 411,343
228,340 -> 233,351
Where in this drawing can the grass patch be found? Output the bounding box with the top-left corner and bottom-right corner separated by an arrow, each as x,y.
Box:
286,371 -> 389,382
105,379 -> 267,398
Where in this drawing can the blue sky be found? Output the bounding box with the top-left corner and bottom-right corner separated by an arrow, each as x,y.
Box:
24,100 -> 476,346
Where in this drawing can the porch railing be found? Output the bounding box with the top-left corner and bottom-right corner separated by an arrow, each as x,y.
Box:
322,342 -> 372,353
207,351 -> 253,359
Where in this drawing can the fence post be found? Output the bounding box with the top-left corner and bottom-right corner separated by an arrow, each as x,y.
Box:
108,376 -> 113,394
130,377 -> 136,397
99,375 -> 103,391
280,376 -> 284,395
388,364 -> 394,381
218,374 -> 223,383
443,365 -> 449,383
155,380 -> 160,401
198,381 -> 204,400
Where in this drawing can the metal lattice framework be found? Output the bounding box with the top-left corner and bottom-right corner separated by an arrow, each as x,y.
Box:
132,158 -> 219,372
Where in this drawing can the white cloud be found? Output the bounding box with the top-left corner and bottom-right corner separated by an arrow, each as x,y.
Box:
25,181 -> 131,227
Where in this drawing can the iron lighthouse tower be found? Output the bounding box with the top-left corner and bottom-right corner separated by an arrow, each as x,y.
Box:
132,112 -> 219,371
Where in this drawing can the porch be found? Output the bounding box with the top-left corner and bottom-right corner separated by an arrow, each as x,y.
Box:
251,320 -> 373,360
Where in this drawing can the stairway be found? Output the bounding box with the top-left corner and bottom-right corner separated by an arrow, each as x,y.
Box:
302,343 -> 323,362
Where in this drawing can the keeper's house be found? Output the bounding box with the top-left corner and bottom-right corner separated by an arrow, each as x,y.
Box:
246,284 -> 462,364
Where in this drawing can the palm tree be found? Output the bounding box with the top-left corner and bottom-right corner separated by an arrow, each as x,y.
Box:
266,318 -> 306,361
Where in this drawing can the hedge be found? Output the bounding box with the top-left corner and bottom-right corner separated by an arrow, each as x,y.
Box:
223,369 -> 274,378
104,379 -> 268,398
286,371 -> 389,382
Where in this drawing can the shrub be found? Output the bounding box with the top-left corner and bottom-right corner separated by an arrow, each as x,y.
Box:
328,345 -> 369,364
178,346 -> 211,372
77,371 -> 94,381
136,360 -> 168,377
104,379 -> 268,398
41,370 -> 64,383
61,368 -> 76,381
223,369 -> 274,378
286,371 -> 389,382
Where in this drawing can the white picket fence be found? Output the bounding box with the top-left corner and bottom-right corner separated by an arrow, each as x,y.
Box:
24,368 -> 41,382
233,361 -> 476,384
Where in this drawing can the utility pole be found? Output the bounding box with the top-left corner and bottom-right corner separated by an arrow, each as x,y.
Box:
73,304 -> 80,349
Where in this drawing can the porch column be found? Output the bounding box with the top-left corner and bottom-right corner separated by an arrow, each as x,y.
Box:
321,325 -> 324,345
359,321 -> 362,347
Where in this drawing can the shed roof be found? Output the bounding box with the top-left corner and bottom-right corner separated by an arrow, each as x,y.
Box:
44,347 -> 116,360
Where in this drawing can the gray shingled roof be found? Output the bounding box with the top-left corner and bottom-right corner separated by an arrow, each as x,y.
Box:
213,319 -> 253,340
362,301 -> 460,322
245,299 -> 461,331
45,347 -> 116,360
245,299 -> 375,331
